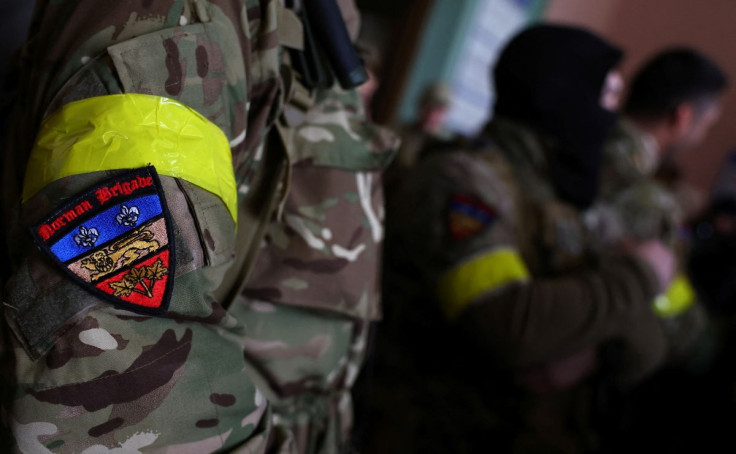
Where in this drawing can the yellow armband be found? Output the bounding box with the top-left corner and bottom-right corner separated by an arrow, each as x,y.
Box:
654,274 -> 696,318
438,247 -> 530,320
23,94 -> 237,223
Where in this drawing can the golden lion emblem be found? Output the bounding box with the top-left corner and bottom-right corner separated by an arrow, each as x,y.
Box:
81,228 -> 160,281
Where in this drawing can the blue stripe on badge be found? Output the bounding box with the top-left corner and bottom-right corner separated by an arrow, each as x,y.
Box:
450,199 -> 495,224
49,194 -> 163,263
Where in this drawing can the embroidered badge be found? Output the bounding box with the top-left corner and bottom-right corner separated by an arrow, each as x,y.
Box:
31,166 -> 175,315
448,194 -> 498,241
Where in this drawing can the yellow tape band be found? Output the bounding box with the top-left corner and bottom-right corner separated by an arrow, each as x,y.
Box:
23,94 -> 237,223
438,247 -> 531,320
653,274 -> 696,318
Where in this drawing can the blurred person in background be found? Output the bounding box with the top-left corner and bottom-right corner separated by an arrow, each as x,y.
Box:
596,48 -> 727,371
361,24 -> 676,454
396,82 -> 454,169
590,47 -> 729,453
382,82 -> 455,194
600,48 -> 726,223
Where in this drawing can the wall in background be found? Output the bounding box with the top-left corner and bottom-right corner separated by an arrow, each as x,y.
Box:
546,0 -> 736,195
397,0 -> 546,132
440,0 -> 530,136
396,0 -> 481,125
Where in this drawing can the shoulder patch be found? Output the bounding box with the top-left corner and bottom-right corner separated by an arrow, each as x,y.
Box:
448,194 -> 498,241
30,166 -> 175,315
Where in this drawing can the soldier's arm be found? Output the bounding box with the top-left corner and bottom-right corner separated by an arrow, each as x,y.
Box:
612,181 -> 714,372
415,153 -> 669,382
451,253 -> 665,380
0,1 -> 276,451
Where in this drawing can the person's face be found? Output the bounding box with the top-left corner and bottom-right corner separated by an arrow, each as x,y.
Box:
419,105 -> 448,134
674,100 -> 722,152
600,70 -> 625,112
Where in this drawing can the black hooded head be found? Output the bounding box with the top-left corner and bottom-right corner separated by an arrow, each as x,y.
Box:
493,24 -> 623,209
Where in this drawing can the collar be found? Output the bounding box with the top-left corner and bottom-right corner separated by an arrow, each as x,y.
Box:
620,118 -> 660,176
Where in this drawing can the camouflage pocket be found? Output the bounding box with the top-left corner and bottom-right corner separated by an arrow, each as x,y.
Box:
102,16 -> 252,291
106,18 -> 247,142
242,89 -> 397,321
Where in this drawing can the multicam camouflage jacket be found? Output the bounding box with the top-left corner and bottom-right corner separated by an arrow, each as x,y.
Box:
0,1 -> 396,453
593,119 -> 678,246
590,118 -> 712,371
366,117 -> 667,454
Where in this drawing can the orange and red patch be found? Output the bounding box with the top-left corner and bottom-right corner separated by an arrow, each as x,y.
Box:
448,194 -> 498,241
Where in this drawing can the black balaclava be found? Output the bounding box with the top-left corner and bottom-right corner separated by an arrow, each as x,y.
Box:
493,24 -> 623,209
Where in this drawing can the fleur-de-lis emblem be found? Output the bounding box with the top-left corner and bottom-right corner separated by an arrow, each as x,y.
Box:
116,205 -> 140,227
74,226 -> 99,248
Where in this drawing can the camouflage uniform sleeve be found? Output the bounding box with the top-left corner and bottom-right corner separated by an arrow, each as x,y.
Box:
600,119 -> 659,199
598,121 -> 713,372
3,1 -> 399,452
230,85 -> 397,453
395,150 -> 666,381
457,254 -> 665,380
599,181 -> 714,372
0,1 -> 282,452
